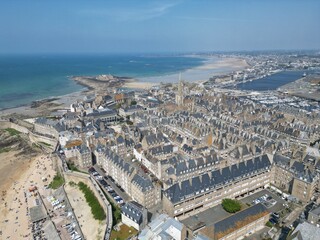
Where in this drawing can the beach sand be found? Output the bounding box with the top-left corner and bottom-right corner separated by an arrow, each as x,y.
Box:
127,56 -> 249,86
0,154 -> 56,239
196,57 -> 248,70
123,81 -> 159,89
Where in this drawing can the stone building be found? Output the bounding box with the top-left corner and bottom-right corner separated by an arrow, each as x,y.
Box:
163,155 -> 272,219
131,174 -> 161,209
76,145 -> 92,168
121,201 -> 148,231
100,147 -> 161,209
175,76 -> 184,107
272,154 -> 319,203
34,117 -> 65,139
199,204 -> 270,240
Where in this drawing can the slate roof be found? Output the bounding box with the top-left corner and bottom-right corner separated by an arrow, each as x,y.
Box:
144,133 -> 169,146
290,222 -> 320,240
123,105 -> 144,112
94,131 -> 107,138
35,117 -> 66,132
148,144 -> 174,156
310,205 -> 320,216
121,201 -> 144,224
79,145 -> 90,154
131,174 -> 154,192
291,161 -> 305,174
86,108 -> 117,118
295,169 -> 315,183
105,148 -> 134,175
64,112 -> 78,120
214,203 -> 268,236
164,155 -> 271,204
117,135 -> 124,144
273,154 -> 290,167
125,138 -> 135,148
103,95 -> 113,102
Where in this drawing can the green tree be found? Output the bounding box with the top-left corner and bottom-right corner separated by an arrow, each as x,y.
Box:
221,198 -> 241,213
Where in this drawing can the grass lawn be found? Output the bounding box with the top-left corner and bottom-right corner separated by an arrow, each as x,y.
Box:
39,141 -> 52,147
49,172 -> 65,189
5,128 -> 21,136
110,224 -> 138,240
78,181 -> 106,220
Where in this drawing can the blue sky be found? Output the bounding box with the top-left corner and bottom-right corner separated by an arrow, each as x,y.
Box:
0,0 -> 319,53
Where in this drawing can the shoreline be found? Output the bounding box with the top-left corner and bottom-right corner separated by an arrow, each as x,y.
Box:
0,55 -> 248,118
135,56 -> 248,83
122,56 -> 249,89
0,90 -> 88,118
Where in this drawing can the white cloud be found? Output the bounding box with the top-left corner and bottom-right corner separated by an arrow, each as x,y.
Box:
78,1 -> 182,22
176,16 -> 249,22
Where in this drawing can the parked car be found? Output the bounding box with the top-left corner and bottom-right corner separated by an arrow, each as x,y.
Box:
272,212 -> 280,219
269,218 -> 277,224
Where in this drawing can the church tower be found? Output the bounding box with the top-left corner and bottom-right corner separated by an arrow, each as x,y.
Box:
175,73 -> 184,106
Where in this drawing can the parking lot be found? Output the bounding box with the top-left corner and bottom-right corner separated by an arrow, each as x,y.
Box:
90,166 -> 129,206
240,189 -> 286,213
49,187 -> 84,240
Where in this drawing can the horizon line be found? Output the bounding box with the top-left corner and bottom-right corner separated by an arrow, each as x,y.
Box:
1,49 -> 320,56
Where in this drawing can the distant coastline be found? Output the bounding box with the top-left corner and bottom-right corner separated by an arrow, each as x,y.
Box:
0,54 -> 205,110
123,56 -> 249,89
0,55 -> 248,118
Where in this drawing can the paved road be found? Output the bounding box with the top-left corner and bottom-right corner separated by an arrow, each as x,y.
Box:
93,165 -> 130,202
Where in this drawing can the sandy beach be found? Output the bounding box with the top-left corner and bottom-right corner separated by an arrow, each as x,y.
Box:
0,154 -> 56,239
195,57 -> 248,70
122,56 -> 249,89
131,56 -> 249,85
123,81 -> 159,89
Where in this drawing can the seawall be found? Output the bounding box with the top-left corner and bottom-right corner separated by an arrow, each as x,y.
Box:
0,120 -> 57,149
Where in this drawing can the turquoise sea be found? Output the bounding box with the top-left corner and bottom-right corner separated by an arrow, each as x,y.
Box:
0,54 -> 205,109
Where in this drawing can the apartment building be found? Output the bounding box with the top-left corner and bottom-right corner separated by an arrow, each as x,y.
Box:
272,154 -> 319,203
121,201 -> 147,231
163,155 -> 272,219
272,154 -> 294,192
76,145 -> 92,168
100,147 -> 161,209
34,117 -> 65,139
291,174 -> 319,203
102,148 -> 135,194
131,174 -> 161,209
199,203 -> 270,240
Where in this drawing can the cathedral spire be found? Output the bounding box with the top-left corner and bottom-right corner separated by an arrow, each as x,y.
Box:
176,72 -> 184,106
